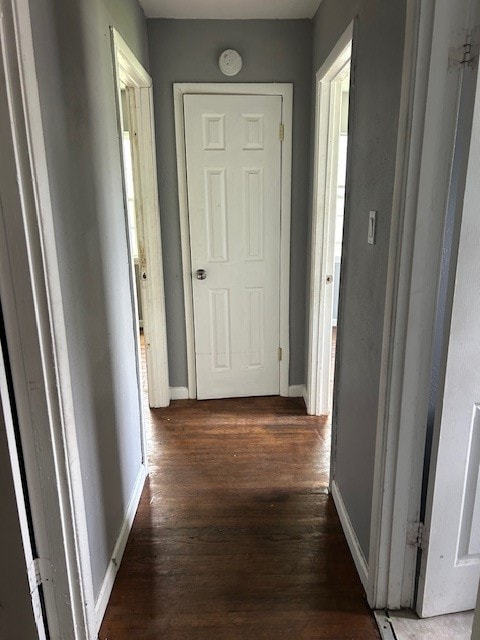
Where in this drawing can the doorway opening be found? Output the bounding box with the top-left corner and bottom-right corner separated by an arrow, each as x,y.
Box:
111,29 -> 169,412
306,24 -> 352,419
120,86 -> 145,384
330,71 -> 350,410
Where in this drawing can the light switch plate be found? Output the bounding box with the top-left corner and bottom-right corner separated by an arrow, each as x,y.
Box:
368,210 -> 377,245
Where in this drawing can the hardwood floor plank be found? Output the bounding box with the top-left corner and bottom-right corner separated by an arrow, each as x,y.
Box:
99,384 -> 378,639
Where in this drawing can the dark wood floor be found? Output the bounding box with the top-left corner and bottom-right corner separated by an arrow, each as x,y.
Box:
100,344 -> 378,639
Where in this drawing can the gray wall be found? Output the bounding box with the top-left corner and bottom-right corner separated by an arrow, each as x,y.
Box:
28,0 -> 148,599
147,19 -> 313,387
312,0 -> 406,558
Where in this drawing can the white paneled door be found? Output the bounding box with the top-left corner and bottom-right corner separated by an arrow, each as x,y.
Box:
416,64 -> 480,617
184,94 -> 282,400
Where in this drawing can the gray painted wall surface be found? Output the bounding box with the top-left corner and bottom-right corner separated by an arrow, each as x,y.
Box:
312,0 -> 406,558
28,0 -> 148,599
147,19 -> 313,387
0,397 -> 38,639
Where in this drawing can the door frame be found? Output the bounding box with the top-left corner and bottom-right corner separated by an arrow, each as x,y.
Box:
0,0 -> 96,635
415,5 -> 480,618
173,83 -> 293,399
0,313 -> 48,637
111,29 -> 170,410
416,46 -> 480,615
367,0 -> 479,612
306,22 -> 353,417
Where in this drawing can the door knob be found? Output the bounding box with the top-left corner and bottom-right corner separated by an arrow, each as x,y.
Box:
195,269 -> 207,280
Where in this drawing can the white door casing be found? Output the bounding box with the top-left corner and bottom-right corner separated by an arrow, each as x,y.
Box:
417,45 -> 480,617
0,0 -> 96,634
184,94 -> 282,400
112,29 -> 170,410
367,0 -> 479,613
0,309 -> 48,637
306,24 -> 352,417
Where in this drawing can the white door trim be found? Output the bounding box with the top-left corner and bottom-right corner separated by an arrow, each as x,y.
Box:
174,83 -> 293,399
111,29 -> 170,410
415,7 -> 480,618
306,22 -> 353,417
367,0 -> 477,611
0,327 -> 48,637
367,0 -> 430,608
0,0 -> 95,636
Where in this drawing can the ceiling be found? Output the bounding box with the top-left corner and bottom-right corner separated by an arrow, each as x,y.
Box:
139,0 -> 322,20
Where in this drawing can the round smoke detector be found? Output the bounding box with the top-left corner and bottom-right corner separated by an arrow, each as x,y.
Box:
219,49 -> 243,76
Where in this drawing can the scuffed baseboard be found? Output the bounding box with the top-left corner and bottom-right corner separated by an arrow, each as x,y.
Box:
169,386 -> 189,400
288,384 -> 306,398
331,478 -> 369,591
95,463 -> 147,632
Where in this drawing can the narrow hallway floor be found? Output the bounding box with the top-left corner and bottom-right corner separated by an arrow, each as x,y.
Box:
99,395 -> 379,639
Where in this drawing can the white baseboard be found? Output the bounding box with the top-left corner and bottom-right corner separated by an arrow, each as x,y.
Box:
95,463 -> 147,632
288,384 -> 306,398
171,386 -> 305,401
169,386 -> 189,400
302,386 -> 309,408
331,479 -> 369,591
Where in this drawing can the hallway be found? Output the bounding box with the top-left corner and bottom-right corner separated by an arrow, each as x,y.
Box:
99,394 -> 379,639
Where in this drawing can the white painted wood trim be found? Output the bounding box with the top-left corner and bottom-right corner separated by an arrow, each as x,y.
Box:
367,0 -> 427,610
173,83 -> 293,399
169,386 -> 189,400
415,15 -> 480,619
288,385 -> 306,398
278,85 -> 293,398
134,85 -> 170,408
0,336 -> 47,638
112,28 -> 170,418
315,22 -> 354,86
95,464 -> 147,632
0,0 -> 96,636
331,479 -> 369,591
367,0 -> 473,612
112,30 -> 151,87
303,386 -> 309,408
306,22 -> 353,417
173,88 -> 197,399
